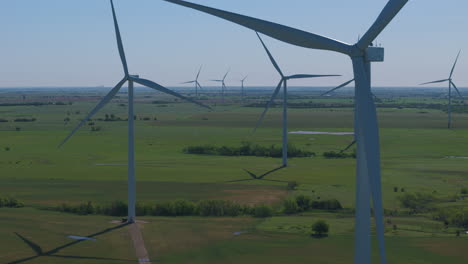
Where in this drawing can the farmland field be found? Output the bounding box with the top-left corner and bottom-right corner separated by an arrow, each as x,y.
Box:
1,87 -> 467,263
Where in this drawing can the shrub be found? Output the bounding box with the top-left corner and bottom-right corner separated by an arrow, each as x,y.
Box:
14,118 -> 36,122
170,199 -> 197,216
197,200 -> 243,217
323,151 -> 356,159
283,198 -> 301,214
295,195 -> 312,211
393,186 -> 398,192
253,204 -> 274,218
461,187 -> 468,195
312,220 -> 329,236
399,192 -> 437,213
5,147 -> 10,151
101,200 -> 127,216
287,181 -> 299,190
0,118 -> 8,122
0,197 -> 24,208
311,199 -> 342,210
183,141 -> 314,158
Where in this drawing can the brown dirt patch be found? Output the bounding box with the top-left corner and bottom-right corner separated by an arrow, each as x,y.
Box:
222,188 -> 287,206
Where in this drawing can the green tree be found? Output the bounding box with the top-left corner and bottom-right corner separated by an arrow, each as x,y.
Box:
312,220 -> 329,237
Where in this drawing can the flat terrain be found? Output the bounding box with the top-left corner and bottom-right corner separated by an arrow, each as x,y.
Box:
1,87 -> 467,263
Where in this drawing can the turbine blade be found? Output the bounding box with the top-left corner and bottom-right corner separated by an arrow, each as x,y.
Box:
242,75 -> 248,82
196,65 -> 203,80
131,76 -> 212,110
211,80 -> 222,82
14,233 -> 43,256
352,57 -> 386,263
197,82 -> 204,90
321,79 -> 354,96
288,74 -> 341,79
357,0 -> 409,50
181,80 -> 196,84
256,32 -> 284,77
110,0 -> 129,76
59,78 -> 126,147
449,50 -> 461,78
253,80 -> 283,132
451,81 -> 463,99
419,79 -> 449,85
163,0 -> 351,55
223,69 -> 230,80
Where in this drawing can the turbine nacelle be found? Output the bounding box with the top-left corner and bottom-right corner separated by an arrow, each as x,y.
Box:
365,47 -> 385,62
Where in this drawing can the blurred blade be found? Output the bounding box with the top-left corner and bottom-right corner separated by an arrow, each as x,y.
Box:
451,81 -> 463,99
321,79 -> 354,96
357,0 -> 409,50
242,75 -> 248,82
110,0 -> 129,76
223,69 -> 230,80
196,81 -> 203,91
163,0 -> 351,55
196,65 -> 203,80
420,79 -> 449,85
288,74 -> 340,79
253,80 -> 283,132
256,32 -> 283,77
449,50 -> 461,78
59,78 -> 126,147
211,80 -> 223,82
131,76 -> 212,110
181,80 -> 196,84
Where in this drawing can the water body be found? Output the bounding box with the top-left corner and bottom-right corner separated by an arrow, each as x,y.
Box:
289,131 -> 354,136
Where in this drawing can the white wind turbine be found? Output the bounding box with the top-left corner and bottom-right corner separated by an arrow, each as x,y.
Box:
162,0 -> 411,263
420,50 -> 463,129
254,32 -> 340,167
59,0 -> 210,223
182,65 -> 203,98
211,69 -> 230,103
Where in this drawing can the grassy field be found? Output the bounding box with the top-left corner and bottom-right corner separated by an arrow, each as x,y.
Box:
1,88 -> 467,263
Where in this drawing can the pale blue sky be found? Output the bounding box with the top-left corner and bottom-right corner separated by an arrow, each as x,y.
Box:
1,0 -> 467,88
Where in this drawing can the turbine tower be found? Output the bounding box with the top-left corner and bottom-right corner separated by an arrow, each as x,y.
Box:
420,50 -> 463,129
182,65 -> 203,98
254,32 -> 339,167
240,75 -> 248,101
162,0 -> 411,263
59,0 -> 210,223
211,69 -> 229,103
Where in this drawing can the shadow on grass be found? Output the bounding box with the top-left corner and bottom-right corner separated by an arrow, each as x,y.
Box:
9,223 -> 132,264
225,166 -> 288,183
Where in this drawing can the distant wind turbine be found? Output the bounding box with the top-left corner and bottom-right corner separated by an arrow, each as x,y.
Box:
211,69 -> 229,103
420,50 -> 463,129
182,65 -> 203,98
240,75 -> 248,101
162,0 -> 411,263
254,32 -> 340,167
59,0 -> 210,223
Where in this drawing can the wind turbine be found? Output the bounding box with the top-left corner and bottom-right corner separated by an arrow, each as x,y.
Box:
240,75 -> 248,101
254,32 -> 340,167
162,0 -> 411,263
59,0 -> 210,224
182,65 -> 203,98
420,50 -> 463,129
211,69 -> 229,103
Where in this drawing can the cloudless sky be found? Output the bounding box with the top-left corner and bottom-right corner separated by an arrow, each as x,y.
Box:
1,0 -> 467,88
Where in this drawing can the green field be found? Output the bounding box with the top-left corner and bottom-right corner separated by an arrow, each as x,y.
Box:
1,88 -> 467,263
